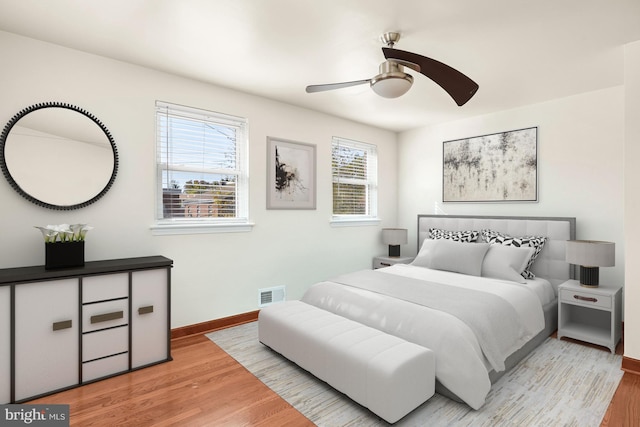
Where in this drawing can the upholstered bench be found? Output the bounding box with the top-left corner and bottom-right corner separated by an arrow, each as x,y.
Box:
258,300 -> 435,423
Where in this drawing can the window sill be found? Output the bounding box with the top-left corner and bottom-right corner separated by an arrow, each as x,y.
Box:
150,221 -> 254,235
330,217 -> 381,227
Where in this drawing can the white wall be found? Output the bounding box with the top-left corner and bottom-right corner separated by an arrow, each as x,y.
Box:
624,40 -> 640,360
0,31 -> 398,328
397,87 -> 625,297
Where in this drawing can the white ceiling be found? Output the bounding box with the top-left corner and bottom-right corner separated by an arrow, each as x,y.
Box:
1,0 -> 639,132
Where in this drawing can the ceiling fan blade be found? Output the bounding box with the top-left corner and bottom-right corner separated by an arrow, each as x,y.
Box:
305,79 -> 371,93
382,47 -> 478,106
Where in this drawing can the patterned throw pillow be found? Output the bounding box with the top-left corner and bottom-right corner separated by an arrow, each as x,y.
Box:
481,229 -> 547,279
429,228 -> 479,243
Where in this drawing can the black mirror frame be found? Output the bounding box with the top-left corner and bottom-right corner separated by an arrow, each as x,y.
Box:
0,102 -> 119,210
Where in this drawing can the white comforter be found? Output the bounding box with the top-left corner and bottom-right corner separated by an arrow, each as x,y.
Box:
301,264 -> 549,409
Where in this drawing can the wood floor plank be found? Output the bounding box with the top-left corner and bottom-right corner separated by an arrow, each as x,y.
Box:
601,372 -> 640,427
28,334 -> 314,427
27,331 -> 639,426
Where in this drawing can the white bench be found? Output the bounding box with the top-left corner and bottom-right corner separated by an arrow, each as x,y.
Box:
258,300 -> 435,423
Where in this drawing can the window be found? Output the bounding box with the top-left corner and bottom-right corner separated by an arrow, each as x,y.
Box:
153,101 -> 250,234
331,137 -> 378,223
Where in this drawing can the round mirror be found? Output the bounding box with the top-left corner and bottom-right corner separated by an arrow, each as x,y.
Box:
0,102 -> 118,210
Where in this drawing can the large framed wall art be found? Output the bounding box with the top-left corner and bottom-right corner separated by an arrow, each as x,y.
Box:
442,127 -> 538,202
267,137 -> 316,209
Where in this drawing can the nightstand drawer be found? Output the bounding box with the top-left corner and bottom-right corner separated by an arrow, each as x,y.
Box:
374,259 -> 393,269
372,256 -> 414,269
559,289 -> 611,309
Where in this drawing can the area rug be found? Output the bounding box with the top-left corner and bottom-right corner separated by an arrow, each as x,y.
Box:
206,322 -> 622,426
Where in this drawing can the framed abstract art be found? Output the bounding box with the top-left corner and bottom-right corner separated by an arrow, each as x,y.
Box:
267,137 -> 316,209
443,127 -> 538,202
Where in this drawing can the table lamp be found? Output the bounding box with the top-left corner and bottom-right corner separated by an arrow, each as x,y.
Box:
382,228 -> 408,257
565,240 -> 615,287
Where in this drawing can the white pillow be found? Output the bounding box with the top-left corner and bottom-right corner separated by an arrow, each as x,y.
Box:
481,244 -> 535,284
412,239 -> 490,276
481,229 -> 547,279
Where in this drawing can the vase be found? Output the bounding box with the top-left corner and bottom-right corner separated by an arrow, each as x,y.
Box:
45,241 -> 85,269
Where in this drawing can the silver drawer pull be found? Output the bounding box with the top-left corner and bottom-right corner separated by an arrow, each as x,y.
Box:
138,305 -> 154,315
574,295 -> 597,303
52,320 -> 72,331
91,310 -> 124,324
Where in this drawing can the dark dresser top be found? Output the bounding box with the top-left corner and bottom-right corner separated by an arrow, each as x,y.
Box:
0,255 -> 173,285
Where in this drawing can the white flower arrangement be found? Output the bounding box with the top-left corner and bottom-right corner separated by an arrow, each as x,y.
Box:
35,224 -> 93,243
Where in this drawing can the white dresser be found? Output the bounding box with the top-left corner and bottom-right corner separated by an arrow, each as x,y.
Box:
0,285 -> 10,404
0,256 -> 172,403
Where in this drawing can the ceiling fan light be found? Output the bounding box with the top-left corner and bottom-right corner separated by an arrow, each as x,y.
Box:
370,74 -> 413,98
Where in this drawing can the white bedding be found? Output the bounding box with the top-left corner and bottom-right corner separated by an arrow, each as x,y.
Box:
300,264 -> 550,409
391,263 -> 556,307
524,276 -> 557,304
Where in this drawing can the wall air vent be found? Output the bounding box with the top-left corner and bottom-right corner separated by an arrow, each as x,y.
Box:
259,286 -> 286,307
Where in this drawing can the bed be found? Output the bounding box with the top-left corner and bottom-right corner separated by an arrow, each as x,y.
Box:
300,214 -> 576,409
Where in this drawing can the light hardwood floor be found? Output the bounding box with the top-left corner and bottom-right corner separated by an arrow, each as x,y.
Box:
29,334 -> 313,426
29,332 -> 639,426
601,372 -> 640,427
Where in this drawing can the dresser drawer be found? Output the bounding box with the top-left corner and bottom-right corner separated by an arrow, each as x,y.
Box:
83,352 -> 129,383
83,326 -> 129,362
83,273 -> 129,303
83,299 -> 129,332
560,289 -> 611,309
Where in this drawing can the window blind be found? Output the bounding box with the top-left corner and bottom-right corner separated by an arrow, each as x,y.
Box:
156,101 -> 248,222
332,137 -> 378,217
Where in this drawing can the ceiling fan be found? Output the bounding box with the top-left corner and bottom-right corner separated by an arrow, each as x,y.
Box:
305,32 -> 479,106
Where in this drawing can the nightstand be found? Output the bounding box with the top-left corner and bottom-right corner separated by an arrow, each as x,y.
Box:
372,256 -> 414,269
557,280 -> 622,353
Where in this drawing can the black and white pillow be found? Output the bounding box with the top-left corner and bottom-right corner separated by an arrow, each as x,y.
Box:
429,228 -> 479,243
481,229 -> 547,279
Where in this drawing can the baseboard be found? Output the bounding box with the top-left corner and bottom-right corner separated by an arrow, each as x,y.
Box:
171,310 -> 259,340
622,356 -> 640,376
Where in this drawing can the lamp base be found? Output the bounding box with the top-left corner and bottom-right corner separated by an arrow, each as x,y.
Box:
579,266 -> 599,287
388,245 -> 400,257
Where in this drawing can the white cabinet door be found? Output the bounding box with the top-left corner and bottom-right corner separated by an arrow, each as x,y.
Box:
131,269 -> 169,368
14,279 -> 79,401
0,286 -> 10,404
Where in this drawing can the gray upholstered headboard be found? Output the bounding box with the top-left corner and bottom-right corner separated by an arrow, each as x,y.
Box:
417,215 -> 576,289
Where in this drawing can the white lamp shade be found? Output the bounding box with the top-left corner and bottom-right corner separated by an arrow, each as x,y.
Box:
371,76 -> 412,98
565,240 -> 615,267
381,228 -> 408,245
